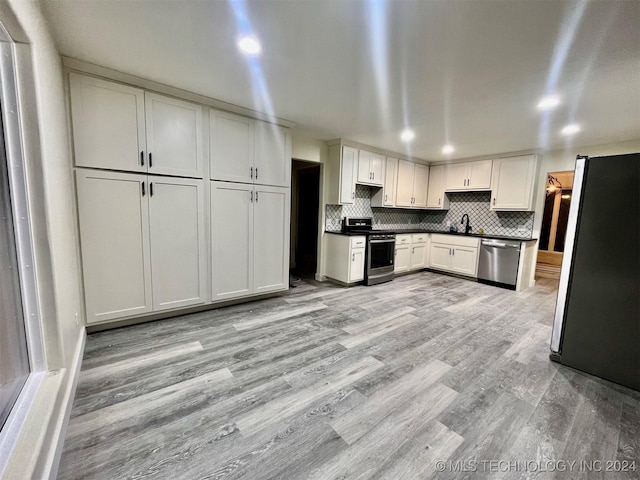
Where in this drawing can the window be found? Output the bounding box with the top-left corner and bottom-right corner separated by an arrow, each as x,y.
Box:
0,104 -> 30,429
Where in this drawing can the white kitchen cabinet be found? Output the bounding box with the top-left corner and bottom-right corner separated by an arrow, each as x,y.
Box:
211,182 -> 253,301
325,235 -> 366,284
70,73 -> 146,173
327,144 -> 358,205
210,114 -> 290,187
413,163 -> 429,208
77,169 -> 208,323
409,233 -> 429,270
395,160 -> 429,208
145,92 -> 203,178
70,73 -> 204,178
429,234 -> 479,277
76,169 -> 152,323
254,121 -> 291,187
394,234 -> 412,273
445,159 -> 492,191
254,185 -> 290,293
490,155 -> 539,211
210,110 -> 254,183
426,165 -> 449,209
371,156 -> 397,207
357,150 -> 384,186
211,182 -> 289,300
148,177 -> 207,310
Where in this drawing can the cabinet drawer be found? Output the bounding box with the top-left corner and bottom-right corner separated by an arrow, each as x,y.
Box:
350,236 -> 367,248
411,234 -> 428,244
396,234 -> 412,245
431,234 -> 479,248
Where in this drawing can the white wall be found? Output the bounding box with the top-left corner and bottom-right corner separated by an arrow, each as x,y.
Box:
533,138 -> 640,239
8,0 -> 84,366
291,129 -> 327,164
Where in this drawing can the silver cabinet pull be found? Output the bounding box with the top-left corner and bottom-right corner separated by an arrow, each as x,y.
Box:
438,197 -> 441,205
256,167 -> 258,179
149,182 -> 153,197
352,253 -> 355,261
493,198 -> 496,205
149,152 -> 153,167
385,194 -> 387,201
256,191 -> 259,202
352,191 -> 355,199
251,191 -> 253,202
140,151 -> 144,166
141,181 -> 145,196
250,167 -> 253,179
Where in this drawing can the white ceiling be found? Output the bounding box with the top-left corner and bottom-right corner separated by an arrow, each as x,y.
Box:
41,0 -> 640,161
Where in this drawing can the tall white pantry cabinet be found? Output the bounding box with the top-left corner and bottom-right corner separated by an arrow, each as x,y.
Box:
70,72 -> 291,325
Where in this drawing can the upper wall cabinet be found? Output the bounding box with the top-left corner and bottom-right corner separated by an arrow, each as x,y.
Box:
396,160 -> 429,208
327,144 -> 358,205
70,73 -> 146,173
357,150 -> 384,187
70,73 -> 203,178
210,112 -> 291,187
426,164 -> 449,210
445,159 -> 492,191
371,156 -> 397,207
490,155 -> 539,211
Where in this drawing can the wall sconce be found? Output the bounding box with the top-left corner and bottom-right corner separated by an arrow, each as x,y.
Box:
546,174 -> 563,196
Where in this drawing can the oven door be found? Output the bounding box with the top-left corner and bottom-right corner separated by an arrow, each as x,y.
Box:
368,239 -> 395,272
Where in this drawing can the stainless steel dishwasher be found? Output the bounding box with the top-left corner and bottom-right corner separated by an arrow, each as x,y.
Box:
477,239 -> 521,290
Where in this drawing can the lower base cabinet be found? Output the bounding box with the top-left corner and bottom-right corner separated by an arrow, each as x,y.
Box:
395,234 -> 429,273
211,181 -> 290,301
429,234 -> 479,277
325,235 -> 366,283
76,169 -> 207,324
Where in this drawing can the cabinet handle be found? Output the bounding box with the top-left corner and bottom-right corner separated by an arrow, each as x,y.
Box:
150,182 -> 154,197
384,194 -> 387,201
493,198 -> 496,205
256,167 -> 258,179
140,151 -> 144,166
256,191 -> 259,202
412,247 -> 415,254
452,248 -> 455,255
352,253 -> 355,261
438,197 -> 441,205
352,191 -> 355,199
141,181 -> 145,196
251,191 -> 253,202
149,152 -> 153,167
250,167 -> 254,179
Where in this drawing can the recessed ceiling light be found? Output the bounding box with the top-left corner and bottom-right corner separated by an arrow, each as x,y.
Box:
442,144 -> 455,155
238,36 -> 262,55
537,95 -> 561,111
561,124 -> 581,136
401,129 -> 415,142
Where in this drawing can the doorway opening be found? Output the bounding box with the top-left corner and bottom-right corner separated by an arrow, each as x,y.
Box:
536,170 -> 574,280
290,159 -> 320,279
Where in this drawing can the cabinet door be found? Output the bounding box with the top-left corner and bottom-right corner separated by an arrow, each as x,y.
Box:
394,244 -> 411,273
426,165 -> 448,209
253,185 -> 290,293
468,159 -> 492,190
383,157 -> 397,206
396,160 -> 415,207
148,177 -> 207,311
76,170 -> 152,323
340,146 -> 358,204
445,163 -> 468,191
210,110 -> 254,183
410,244 -> 428,270
412,163 -> 430,208
349,248 -> 365,282
70,73 -> 146,173
491,155 -> 536,210
429,244 -> 451,271
211,182 -> 253,301
370,153 -> 384,186
450,246 -> 478,277
357,150 -> 373,184
254,121 -> 291,187
145,93 -> 203,178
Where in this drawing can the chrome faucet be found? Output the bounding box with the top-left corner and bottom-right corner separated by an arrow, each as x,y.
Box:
461,214 -> 472,235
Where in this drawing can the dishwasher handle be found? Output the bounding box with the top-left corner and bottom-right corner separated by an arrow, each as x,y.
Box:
481,240 -> 520,249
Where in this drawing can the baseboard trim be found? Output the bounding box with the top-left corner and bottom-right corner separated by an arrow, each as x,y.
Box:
46,329 -> 86,479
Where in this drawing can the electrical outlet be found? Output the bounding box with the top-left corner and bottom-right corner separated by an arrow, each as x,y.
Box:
517,225 -> 527,232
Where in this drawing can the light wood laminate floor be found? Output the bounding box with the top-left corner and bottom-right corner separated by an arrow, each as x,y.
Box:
59,272 -> 640,479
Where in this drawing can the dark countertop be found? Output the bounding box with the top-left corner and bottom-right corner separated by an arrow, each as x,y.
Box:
325,229 -> 537,242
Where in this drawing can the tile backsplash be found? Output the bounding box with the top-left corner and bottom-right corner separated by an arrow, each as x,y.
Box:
325,187 -> 534,239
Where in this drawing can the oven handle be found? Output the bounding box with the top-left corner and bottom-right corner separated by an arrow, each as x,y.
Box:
369,239 -> 396,244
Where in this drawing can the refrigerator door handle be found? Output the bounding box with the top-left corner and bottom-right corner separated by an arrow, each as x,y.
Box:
550,157 -> 587,353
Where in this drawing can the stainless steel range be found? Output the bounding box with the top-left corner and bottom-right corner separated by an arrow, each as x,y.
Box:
342,217 -> 395,285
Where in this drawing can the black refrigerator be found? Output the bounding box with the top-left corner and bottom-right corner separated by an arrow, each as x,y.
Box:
550,153 -> 640,391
